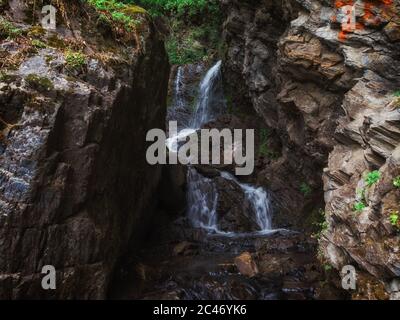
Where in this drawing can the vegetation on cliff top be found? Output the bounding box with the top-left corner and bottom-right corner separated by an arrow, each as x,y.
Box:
136,0 -> 222,65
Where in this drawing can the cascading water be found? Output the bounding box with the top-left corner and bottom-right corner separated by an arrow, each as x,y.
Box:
220,172 -> 272,232
191,61 -> 225,129
174,66 -> 185,108
169,61 -> 273,234
187,168 -> 219,232
165,62 -> 225,152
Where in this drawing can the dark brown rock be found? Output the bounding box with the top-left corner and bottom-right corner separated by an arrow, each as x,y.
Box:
221,0 -> 400,298
0,1 -> 170,299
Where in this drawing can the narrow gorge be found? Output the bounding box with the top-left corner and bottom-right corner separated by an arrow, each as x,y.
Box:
0,0 -> 399,300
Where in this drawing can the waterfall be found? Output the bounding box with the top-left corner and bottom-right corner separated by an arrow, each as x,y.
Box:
168,61 -> 273,234
186,167 -> 219,232
191,61 -> 225,129
174,66 -> 185,108
166,61 -> 225,153
220,172 -> 272,232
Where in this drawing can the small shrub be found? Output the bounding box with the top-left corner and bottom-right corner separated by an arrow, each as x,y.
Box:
300,183 -> 312,197
0,17 -> 22,39
389,211 -> 399,228
311,209 -> 329,240
393,176 -> 400,188
258,128 -> 278,159
365,170 -> 381,187
165,35 -> 205,65
324,264 -> 333,272
65,51 -> 86,71
353,201 -> 366,212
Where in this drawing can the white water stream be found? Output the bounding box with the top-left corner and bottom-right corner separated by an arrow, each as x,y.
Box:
168,61 -> 274,235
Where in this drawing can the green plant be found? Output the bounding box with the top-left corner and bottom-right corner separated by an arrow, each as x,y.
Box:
0,17 -> 22,40
258,128 -> 278,159
138,0 -> 218,18
65,51 -> 86,70
393,176 -> 400,188
353,201 -> 366,212
394,90 -> 400,97
312,209 -> 329,240
324,264 -> 333,272
365,170 -> 381,187
300,183 -> 312,197
163,17 -> 215,65
389,211 -> 399,228
0,72 -> 14,83
139,0 -> 221,64
87,0 -> 144,31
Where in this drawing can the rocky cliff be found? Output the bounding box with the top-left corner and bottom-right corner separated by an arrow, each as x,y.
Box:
0,0 -> 169,299
222,0 -> 400,299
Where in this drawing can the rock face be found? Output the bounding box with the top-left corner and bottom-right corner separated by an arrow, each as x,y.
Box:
222,0 -> 400,298
0,1 -> 169,299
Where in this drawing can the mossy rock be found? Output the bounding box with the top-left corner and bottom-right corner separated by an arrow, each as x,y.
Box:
47,34 -> 67,49
25,74 -> 54,92
0,72 -> 18,84
28,25 -> 46,38
65,51 -> 87,71
0,17 -> 23,40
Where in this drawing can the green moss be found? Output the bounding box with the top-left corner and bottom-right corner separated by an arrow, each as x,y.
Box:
47,34 -> 67,49
27,25 -> 46,38
31,39 -> 47,49
122,5 -> 147,15
25,74 -> 54,91
65,51 -> 86,70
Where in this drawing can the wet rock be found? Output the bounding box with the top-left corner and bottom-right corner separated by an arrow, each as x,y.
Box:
215,176 -> 261,233
234,252 -> 259,278
0,2 -> 170,299
173,241 -> 197,256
